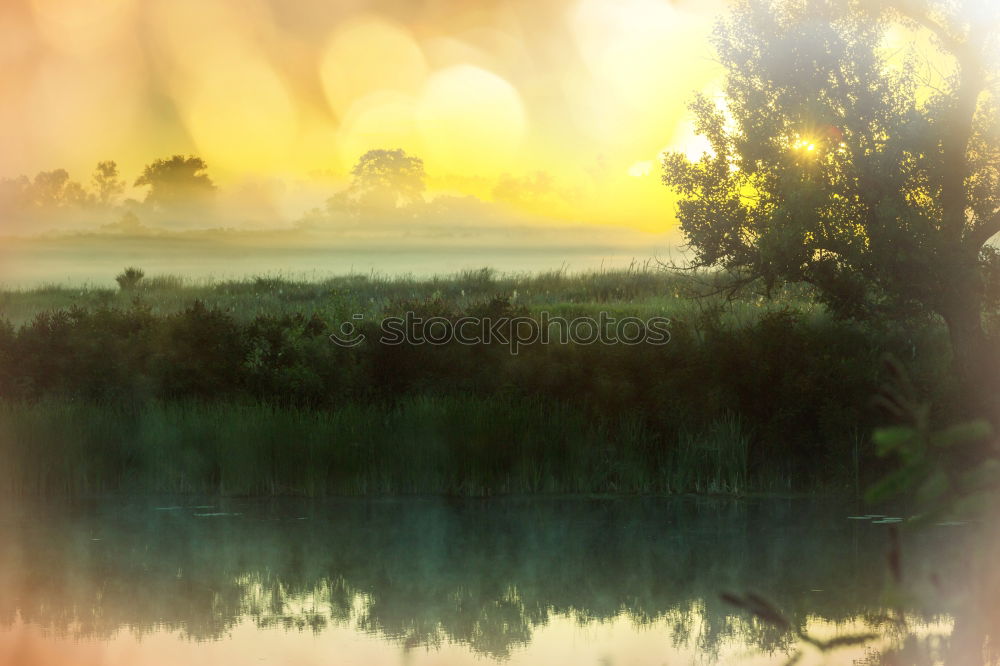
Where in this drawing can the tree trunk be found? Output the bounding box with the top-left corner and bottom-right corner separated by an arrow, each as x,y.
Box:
940,291 -> 999,426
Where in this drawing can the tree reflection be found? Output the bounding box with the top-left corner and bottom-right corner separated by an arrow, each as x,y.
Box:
0,498 -> 963,660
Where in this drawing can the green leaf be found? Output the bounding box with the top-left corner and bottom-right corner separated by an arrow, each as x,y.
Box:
930,420 -> 994,449
866,463 -> 923,503
872,426 -> 916,457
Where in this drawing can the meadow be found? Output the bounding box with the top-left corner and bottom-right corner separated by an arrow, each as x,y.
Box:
0,268 -> 957,497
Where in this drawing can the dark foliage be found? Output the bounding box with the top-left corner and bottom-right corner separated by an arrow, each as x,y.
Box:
0,295 -> 951,491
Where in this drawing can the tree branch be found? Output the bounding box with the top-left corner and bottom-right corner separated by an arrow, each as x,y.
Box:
967,209 -> 1000,249
896,1 -> 964,51
859,0 -> 964,52
858,1 -> 989,240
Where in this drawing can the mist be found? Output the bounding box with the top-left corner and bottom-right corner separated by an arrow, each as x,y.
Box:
0,152 -> 676,287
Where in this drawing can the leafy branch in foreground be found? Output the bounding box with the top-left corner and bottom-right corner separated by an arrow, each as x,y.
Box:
722,355 -> 1000,664
868,356 -> 999,522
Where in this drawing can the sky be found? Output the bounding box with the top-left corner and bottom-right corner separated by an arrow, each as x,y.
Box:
0,0 -> 729,232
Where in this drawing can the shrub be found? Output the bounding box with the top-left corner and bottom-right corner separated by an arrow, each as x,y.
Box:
115,266 -> 146,290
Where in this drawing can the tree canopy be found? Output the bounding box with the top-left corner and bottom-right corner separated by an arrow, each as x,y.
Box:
662,0 -> 999,401
0,161 -> 124,218
92,161 -> 125,207
329,149 -> 426,214
135,155 -> 216,212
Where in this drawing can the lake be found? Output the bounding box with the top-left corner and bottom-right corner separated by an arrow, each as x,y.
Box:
0,496 -> 973,665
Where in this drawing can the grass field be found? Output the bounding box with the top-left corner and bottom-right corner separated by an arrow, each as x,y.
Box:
0,266 -> 822,325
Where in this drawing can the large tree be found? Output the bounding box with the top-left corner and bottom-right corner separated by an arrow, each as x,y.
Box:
329,148 -> 426,214
135,155 -> 215,213
662,0 -> 999,411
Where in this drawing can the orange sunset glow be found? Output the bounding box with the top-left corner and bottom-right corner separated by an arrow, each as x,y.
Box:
1,0 -> 726,232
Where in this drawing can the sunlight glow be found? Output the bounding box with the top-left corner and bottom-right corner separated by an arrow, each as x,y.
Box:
415,65 -> 526,176
183,56 -> 298,173
672,134 -> 715,163
2,0 -> 728,228
628,161 -> 653,177
336,91 -> 421,169
319,17 -> 428,120
793,138 -> 818,152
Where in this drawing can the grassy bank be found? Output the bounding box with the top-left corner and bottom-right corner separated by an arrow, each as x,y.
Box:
0,266 -> 816,326
0,269 -> 959,496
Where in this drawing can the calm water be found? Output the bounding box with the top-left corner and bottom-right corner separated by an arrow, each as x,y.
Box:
0,497 -> 972,665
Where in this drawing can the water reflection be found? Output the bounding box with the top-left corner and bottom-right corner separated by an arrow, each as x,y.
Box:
0,497 -> 966,664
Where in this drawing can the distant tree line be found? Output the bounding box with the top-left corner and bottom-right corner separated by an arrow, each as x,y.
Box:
1,147 -> 565,233
0,155 -> 216,230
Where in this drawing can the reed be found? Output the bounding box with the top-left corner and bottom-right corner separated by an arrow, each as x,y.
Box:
0,397 -> 667,497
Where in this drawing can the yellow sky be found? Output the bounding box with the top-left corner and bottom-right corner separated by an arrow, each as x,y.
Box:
0,0 -> 729,230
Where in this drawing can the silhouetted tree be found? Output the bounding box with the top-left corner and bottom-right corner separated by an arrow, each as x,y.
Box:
135,155 -> 215,212
662,0 -> 999,409
329,148 -> 426,214
0,169 -> 96,228
92,160 -> 125,207
20,169 -> 91,209
29,169 -> 72,207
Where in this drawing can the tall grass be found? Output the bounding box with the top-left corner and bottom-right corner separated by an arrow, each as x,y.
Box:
0,396 -> 686,497
669,413 -> 749,493
0,397 -> 810,497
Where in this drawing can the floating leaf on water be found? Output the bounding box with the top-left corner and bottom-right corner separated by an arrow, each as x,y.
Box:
872,518 -> 903,524
847,516 -> 871,520
193,512 -> 242,517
